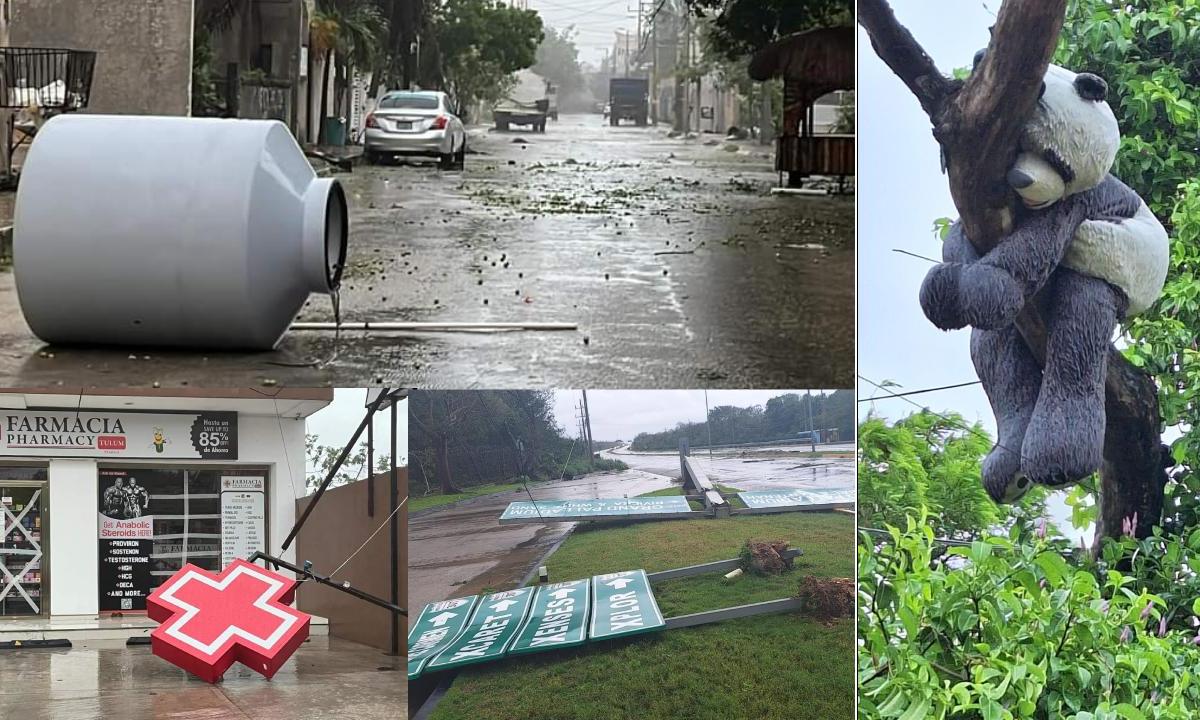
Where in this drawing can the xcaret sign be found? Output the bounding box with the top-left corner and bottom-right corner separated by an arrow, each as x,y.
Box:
147,559 -> 310,683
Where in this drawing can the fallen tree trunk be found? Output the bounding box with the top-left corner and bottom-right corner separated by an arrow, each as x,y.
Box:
859,0 -> 1166,544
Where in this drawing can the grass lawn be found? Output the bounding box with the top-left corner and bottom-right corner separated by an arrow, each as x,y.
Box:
429,512 -> 854,720
409,482 -> 527,512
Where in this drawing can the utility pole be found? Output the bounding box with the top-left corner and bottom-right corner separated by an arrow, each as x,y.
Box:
704,389 -> 713,459
581,390 -> 595,467
649,0 -> 658,124
672,2 -> 686,133
806,390 -> 817,452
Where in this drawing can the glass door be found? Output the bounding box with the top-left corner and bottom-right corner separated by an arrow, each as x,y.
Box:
0,482 -> 47,617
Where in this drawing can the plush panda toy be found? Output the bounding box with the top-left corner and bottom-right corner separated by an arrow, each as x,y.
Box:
919,58 -> 1170,503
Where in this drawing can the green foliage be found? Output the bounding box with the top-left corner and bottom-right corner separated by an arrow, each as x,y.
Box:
304,433 -> 393,493
858,411 -> 1010,540
1057,1 -> 1200,532
860,517 -> 1200,719
628,390 -> 854,451
532,25 -> 583,102
684,0 -> 851,59
430,0 -> 544,113
410,390 -> 609,495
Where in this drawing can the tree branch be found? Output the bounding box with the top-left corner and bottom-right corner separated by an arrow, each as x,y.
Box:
860,0 -> 1166,543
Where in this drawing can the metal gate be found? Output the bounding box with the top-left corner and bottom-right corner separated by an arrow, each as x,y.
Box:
0,482 -> 47,616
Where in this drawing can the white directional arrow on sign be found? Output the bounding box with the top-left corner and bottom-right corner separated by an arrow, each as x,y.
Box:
549,588 -> 576,599
430,611 -> 457,627
491,599 -> 517,612
606,578 -> 632,590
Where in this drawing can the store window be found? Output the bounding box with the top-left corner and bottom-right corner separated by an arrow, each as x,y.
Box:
98,466 -> 267,612
0,466 -> 48,617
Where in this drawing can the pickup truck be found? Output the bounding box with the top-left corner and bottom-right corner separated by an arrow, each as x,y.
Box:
494,69 -> 551,133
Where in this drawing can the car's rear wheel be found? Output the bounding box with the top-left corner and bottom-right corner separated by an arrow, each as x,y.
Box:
438,151 -> 454,170
454,143 -> 466,170
364,149 -> 380,165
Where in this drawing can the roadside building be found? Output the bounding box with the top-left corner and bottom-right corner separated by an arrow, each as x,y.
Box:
0,388 -> 331,639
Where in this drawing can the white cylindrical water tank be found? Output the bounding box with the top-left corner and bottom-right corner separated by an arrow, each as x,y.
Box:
13,114 -> 348,350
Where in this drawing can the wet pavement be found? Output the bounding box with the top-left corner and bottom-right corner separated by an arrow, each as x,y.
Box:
0,635 -> 404,719
0,114 -> 852,388
407,468 -> 673,612
607,443 -> 856,493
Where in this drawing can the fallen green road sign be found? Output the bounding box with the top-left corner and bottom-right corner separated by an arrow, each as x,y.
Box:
499,496 -> 692,522
425,587 -> 536,671
509,578 -> 591,654
590,569 -> 665,641
737,488 -> 855,509
407,594 -> 478,679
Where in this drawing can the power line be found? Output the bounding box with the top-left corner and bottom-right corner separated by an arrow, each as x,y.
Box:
856,380 -> 982,402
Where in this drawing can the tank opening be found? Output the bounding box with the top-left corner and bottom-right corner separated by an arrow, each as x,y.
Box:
324,181 -> 349,290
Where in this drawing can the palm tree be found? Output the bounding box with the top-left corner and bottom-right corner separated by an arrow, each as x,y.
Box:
311,0 -> 387,144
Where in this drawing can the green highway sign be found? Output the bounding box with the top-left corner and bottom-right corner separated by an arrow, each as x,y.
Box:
737,488 -> 855,509
500,496 -> 692,522
407,594 -> 478,679
589,569 -> 664,641
509,578 -> 591,655
426,587 -> 536,671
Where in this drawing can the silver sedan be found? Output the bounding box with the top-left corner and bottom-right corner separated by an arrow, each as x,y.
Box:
363,91 -> 467,169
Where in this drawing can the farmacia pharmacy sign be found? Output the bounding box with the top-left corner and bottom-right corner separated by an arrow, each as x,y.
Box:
1,410 -> 238,459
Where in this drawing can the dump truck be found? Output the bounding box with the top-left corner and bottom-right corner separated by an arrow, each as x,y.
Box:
494,69 -> 551,133
609,78 -> 649,126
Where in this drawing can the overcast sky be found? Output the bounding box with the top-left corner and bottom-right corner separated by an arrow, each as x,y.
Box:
527,0 -> 639,66
551,389 -> 840,442
857,1 -> 996,433
306,389 -> 408,469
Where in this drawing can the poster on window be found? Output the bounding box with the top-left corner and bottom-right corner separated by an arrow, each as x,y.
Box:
1,410 -> 237,459
97,470 -> 154,611
221,476 -> 266,568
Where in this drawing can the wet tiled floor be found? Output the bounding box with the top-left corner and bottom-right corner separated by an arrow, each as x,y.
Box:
0,635 -> 404,719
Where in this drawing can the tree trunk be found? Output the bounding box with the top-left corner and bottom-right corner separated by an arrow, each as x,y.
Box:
858,0 -> 1166,544
318,49 -> 333,144
758,86 -> 774,145
436,435 -> 459,494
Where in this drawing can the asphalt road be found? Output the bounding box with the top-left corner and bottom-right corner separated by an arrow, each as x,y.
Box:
407,468 -> 674,612
0,114 -> 853,388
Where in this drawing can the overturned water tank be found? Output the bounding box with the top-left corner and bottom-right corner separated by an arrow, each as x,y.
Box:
13,115 -> 347,350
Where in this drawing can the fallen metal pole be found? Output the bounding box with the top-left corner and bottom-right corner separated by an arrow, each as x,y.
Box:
282,388 -> 391,551
249,551 -> 407,616
290,321 -> 577,332
646,548 -> 801,582
664,597 -> 805,630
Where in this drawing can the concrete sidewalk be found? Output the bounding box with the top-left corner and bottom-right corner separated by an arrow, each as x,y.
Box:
0,635 -> 404,719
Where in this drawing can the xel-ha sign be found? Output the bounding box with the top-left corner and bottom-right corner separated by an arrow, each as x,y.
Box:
407,594 -> 479,679
146,559 -> 310,683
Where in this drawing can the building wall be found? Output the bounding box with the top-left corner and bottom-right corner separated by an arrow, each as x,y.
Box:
295,469 -> 408,654
28,413 -> 308,616
11,0 -> 194,116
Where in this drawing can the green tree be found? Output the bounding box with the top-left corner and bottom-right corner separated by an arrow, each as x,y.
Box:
532,25 -> 583,105
685,0 -> 851,59
858,411 -> 1007,540
426,0 -> 544,116
311,0 -> 388,142
305,434 -> 394,493
1056,1 -> 1200,534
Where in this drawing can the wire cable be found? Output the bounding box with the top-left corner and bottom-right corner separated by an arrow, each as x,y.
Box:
856,380 -> 981,402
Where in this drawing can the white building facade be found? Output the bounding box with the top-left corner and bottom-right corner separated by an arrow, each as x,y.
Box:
0,389 -> 330,619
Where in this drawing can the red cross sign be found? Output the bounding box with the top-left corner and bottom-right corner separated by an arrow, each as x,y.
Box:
146,559 -> 310,683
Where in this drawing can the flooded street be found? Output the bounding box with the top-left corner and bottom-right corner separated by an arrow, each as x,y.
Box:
0,114 -> 852,388
407,468 -> 673,611
607,443 -> 856,493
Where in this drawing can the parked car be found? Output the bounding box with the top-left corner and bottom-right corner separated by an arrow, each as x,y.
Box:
363,91 -> 467,169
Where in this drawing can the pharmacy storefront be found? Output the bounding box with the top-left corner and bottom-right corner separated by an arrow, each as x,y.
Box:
0,391 -> 330,619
